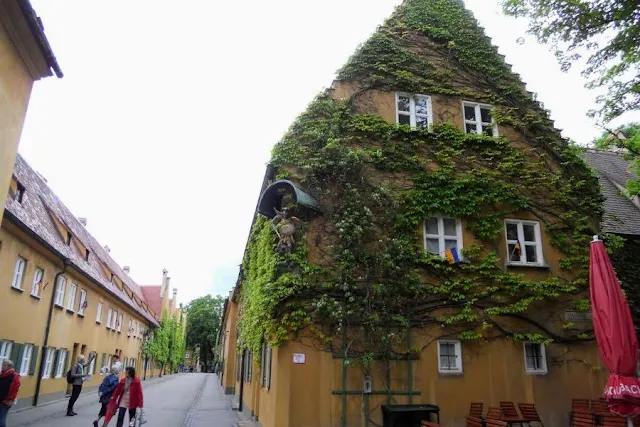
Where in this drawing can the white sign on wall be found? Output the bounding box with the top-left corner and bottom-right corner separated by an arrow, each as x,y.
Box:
292,353 -> 306,364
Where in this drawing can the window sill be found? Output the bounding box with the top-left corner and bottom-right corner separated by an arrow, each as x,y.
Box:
505,262 -> 551,270
10,286 -> 24,293
96,321 -> 101,325
78,313 -> 85,318
30,294 -> 42,300
525,370 -> 548,376
438,370 -> 463,376
66,309 -> 75,314
54,303 -> 64,309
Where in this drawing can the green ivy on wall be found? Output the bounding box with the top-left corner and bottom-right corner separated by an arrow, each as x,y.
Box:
236,0 -> 605,366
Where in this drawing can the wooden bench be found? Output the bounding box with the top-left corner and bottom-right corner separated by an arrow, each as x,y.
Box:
487,419 -> 509,427
487,407 -> 505,421
422,421 -> 442,427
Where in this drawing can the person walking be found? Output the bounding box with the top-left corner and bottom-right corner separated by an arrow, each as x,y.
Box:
67,352 -> 95,416
0,360 -> 21,427
111,355 -> 122,374
93,366 -> 119,427
108,367 -> 143,427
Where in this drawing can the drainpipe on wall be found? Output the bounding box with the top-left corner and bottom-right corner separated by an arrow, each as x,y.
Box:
33,258 -> 70,406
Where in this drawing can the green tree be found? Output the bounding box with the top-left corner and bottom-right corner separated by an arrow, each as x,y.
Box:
502,0 -> 640,122
186,295 -> 224,372
593,122 -> 640,194
151,311 -> 171,376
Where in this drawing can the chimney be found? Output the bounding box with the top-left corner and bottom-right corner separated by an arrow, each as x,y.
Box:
173,288 -> 177,300
78,217 -> 87,226
161,269 -> 170,297
123,266 -> 130,275
104,245 -> 111,253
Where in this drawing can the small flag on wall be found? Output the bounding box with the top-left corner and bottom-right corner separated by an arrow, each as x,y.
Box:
444,247 -> 460,264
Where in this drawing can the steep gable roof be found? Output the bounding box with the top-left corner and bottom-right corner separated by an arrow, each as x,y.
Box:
141,285 -> 162,321
5,154 -> 159,325
582,150 -> 640,236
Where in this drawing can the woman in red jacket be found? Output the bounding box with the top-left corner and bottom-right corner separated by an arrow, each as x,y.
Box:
0,360 -> 21,427
108,366 -> 143,427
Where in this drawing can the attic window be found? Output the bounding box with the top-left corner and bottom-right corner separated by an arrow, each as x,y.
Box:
463,102 -> 498,137
65,231 -> 72,245
85,249 -> 90,261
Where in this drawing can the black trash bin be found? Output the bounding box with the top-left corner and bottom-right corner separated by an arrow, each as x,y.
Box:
381,404 -> 441,427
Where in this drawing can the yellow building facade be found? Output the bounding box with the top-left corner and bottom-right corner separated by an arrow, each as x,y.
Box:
219,2 -> 611,427
1,155 -> 162,409
0,0 -> 62,221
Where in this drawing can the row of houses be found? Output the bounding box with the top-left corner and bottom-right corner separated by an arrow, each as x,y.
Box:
215,1 -> 640,427
0,0 -> 187,408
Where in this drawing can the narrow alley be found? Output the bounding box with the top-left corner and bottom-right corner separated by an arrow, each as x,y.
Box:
7,374 -> 239,427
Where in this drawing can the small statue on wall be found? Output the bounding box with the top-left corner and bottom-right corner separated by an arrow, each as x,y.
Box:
272,207 -> 300,254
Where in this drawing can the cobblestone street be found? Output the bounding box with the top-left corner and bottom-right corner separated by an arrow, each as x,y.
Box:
7,374 -> 239,427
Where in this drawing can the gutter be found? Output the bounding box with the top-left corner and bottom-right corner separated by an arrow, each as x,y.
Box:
17,0 -> 63,78
33,258 -> 70,406
3,209 -> 159,327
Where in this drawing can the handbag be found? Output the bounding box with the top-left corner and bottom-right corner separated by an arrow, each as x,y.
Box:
139,409 -> 147,425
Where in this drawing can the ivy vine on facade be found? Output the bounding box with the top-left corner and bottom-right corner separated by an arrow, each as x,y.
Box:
219,1 -> 613,427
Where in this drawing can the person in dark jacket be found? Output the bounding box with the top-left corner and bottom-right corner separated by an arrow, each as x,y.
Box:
67,352 -> 95,416
0,360 -> 21,427
94,366 -> 119,427
108,367 -> 144,427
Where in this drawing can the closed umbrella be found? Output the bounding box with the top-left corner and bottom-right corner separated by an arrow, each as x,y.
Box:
590,236 -> 640,425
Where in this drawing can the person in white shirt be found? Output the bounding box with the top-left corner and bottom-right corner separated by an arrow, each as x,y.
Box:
111,355 -> 122,374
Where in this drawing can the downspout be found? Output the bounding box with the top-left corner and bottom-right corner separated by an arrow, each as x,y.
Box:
33,257 -> 70,406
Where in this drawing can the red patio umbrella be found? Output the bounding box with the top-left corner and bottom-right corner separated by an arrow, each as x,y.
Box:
590,236 -> 640,423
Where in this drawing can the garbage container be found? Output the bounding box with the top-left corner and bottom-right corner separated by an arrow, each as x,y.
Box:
381,404 -> 441,427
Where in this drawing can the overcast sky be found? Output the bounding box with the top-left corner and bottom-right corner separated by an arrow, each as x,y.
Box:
18,0 -> 639,305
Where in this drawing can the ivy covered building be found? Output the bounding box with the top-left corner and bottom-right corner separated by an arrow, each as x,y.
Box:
219,1 -> 611,426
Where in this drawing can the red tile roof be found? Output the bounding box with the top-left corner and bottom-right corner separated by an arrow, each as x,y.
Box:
141,286 -> 162,321
5,155 -> 159,326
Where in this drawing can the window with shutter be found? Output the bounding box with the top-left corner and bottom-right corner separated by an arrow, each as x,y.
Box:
29,346 -> 39,375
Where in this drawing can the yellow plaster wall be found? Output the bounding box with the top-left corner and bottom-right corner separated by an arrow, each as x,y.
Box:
0,24 -> 34,218
0,221 -> 155,405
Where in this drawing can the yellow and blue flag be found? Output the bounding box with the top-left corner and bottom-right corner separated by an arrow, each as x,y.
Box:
444,247 -> 460,264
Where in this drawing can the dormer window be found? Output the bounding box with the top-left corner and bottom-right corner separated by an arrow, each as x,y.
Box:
85,249 -> 90,261
65,231 -> 72,245
463,102 -> 498,136
396,93 -> 433,128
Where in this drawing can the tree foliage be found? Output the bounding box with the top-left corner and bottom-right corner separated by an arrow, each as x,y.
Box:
502,0 -> 640,122
142,310 -> 185,375
593,122 -> 640,194
186,295 -> 225,372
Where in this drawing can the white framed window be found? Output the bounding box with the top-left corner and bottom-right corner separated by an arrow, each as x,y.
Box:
11,256 -> 27,290
55,349 -> 67,377
54,276 -> 66,307
67,282 -> 77,311
96,302 -> 103,323
78,289 -> 87,315
261,343 -> 272,388
524,342 -> 547,374
463,101 -> 498,136
31,268 -> 44,298
396,93 -> 433,128
424,216 -> 463,257
128,320 -> 132,337
88,354 -> 96,374
437,340 -> 463,374
505,220 -> 544,265
20,344 -> 33,375
42,348 -> 54,378
0,341 -> 12,365
106,308 -> 113,329
117,313 -> 123,332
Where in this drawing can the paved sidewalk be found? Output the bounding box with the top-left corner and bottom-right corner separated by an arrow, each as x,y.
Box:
7,373 -> 239,427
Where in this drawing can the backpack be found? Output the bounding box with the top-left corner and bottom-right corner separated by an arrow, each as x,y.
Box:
66,367 -> 74,384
